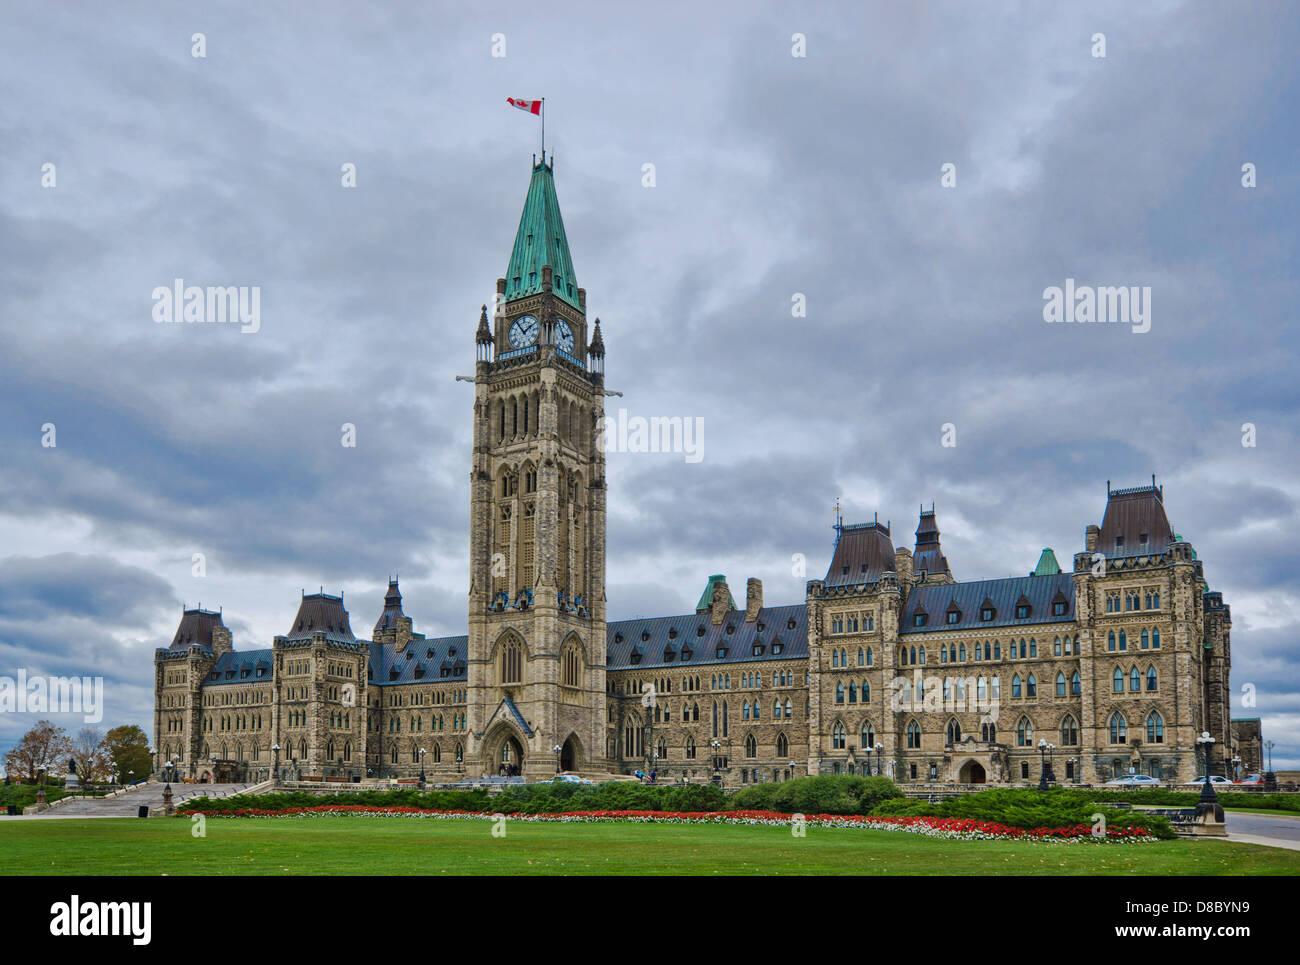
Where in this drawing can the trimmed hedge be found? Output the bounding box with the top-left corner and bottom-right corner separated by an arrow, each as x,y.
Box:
177,781 -> 728,816
728,775 -> 904,816
0,784 -> 74,809
869,788 -> 1177,840
1087,788 -> 1300,813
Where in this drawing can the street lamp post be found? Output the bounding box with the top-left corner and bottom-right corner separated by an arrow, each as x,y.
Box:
418,748 -> 426,788
553,743 -> 562,775
1196,731 -> 1218,807
874,742 -> 884,777
1264,740 -> 1277,791
1037,739 -> 1049,791
788,760 -> 795,782
1231,756 -> 1241,783
711,740 -> 722,786
271,744 -> 280,783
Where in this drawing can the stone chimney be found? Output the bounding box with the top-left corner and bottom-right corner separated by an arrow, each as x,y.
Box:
894,546 -> 914,586
1085,525 -> 1100,554
745,578 -> 763,622
211,625 -> 232,656
710,579 -> 732,626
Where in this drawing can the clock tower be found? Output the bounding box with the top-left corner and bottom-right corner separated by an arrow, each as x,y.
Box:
465,154 -> 610,778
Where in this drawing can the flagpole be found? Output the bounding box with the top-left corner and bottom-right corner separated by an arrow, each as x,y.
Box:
541,98 -> 545,160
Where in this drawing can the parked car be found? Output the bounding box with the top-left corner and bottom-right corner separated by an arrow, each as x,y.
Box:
1235,774 -> 1264,784
1180,775 -> 1233,786
552,773 -> 593,784
1105,775 -> 1162,786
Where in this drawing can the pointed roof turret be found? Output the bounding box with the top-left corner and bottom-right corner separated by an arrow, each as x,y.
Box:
695,575 -> 737,614
1033,548 -> 1062,576
588,318 -> 605,356
476,304 -> 492,344
375,577 -> 406,633
504,157 -> 580,311
913,504 -> 951,580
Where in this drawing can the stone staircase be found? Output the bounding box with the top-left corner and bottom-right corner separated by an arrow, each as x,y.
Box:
29,782 -> 257,817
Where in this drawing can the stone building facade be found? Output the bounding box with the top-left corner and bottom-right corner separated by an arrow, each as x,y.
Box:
153,156 -> 1242,786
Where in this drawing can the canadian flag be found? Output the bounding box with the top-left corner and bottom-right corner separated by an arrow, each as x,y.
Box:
506,97 -> 542,115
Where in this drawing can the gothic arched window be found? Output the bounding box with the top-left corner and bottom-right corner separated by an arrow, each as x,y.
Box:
501,637 -> 522,684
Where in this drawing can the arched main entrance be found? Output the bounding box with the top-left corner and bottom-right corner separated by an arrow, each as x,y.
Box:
484,724 -> 527,777
959,760 -> 987,784
500,735 -> 524,772
560,734 -> 582,772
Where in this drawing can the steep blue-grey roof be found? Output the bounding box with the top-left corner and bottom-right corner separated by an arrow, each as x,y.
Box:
368,635 -> 468,685
606,604 -> 808,670
1097,482 -> 1174,560
824,521 -> 896,587
901,574 -> 1075,635
202,649 -> 274,686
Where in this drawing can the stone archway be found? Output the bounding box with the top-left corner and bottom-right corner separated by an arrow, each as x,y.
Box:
560,733 -> 583,772
484,723 -> 527,777
959,759 -> 987,784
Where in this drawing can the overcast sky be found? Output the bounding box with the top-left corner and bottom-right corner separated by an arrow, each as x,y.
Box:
1,1 -> 1296,769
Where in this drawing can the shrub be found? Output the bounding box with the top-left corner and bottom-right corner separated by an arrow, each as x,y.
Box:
864,788 -> 1177,840
730,775 -> 903,816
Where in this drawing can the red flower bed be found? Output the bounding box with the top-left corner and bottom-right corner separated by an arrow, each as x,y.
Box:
174,803 -> 1151,842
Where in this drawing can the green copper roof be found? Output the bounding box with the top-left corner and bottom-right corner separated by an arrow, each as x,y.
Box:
1033,548 -> 1061,576
695,574 -> 737,613
504,158 -> 581,311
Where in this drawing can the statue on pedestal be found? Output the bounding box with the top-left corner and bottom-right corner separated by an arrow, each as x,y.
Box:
65,757 -> 80,791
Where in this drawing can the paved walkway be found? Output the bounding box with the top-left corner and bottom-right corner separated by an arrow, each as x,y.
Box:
1219,811 -> 1300,851
2,782 -> 252,819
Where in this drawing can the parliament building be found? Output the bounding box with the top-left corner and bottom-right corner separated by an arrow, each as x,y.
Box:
153,156 -> 1240,787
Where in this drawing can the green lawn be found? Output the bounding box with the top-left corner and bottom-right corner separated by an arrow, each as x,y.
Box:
1,816 -> 1297,875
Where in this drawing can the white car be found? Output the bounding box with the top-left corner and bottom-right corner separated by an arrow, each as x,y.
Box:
553,774 -> 593,785
1105,775 -> 1162,786
1181,775 -> 1232,786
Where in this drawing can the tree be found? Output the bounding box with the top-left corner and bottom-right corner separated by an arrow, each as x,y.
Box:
72,727 -> 113,784
2,720 -> 73,783
103,725 -> 152,784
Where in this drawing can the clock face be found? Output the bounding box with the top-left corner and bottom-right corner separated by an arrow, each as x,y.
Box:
509,314 -> 539,348
555,318 -> 575,354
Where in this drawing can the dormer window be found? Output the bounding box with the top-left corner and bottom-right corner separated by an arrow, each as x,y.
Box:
913,613 -> 928,628
641,631 -> 650,642
981,607 -> 995,621
946,611 -> 960,624
1053,601 -> 1068,616
1016,604 -> 1030,619
697,626 -> 706,638
716,647 -> 727,659
841,565 -> 849,575
1115,536 -> 1125,550
1139,532 -> 1148,544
